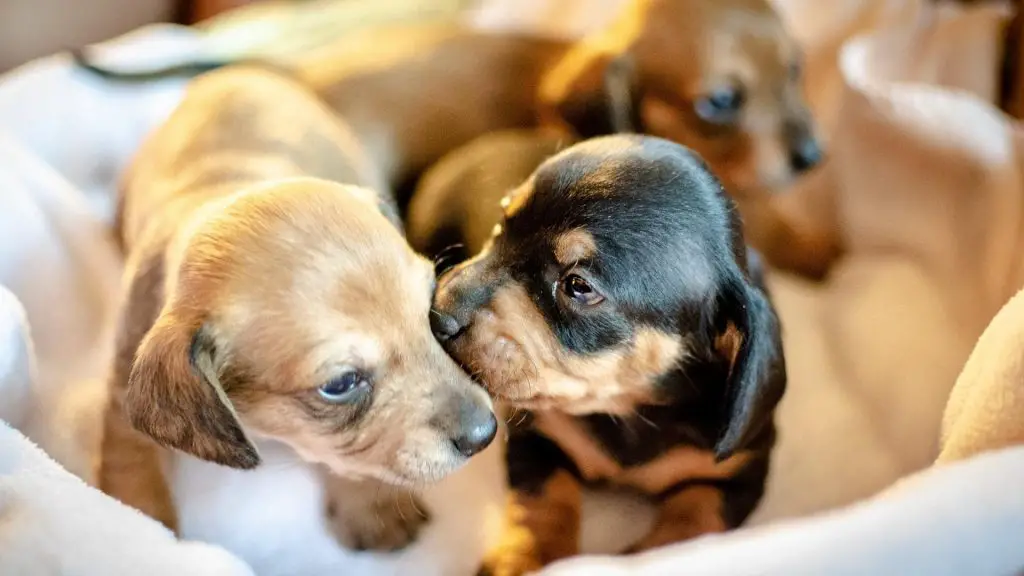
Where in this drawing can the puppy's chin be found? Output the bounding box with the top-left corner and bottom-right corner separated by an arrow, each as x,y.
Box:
319,447 -> 469,487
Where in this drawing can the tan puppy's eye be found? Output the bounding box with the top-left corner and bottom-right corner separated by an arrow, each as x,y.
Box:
559,274 -> 605,307
695,84 -> 745,126
318,370 -> 372,403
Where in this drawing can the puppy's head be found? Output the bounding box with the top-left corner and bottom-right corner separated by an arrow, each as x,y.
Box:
126,178 -> 496,484
540,0 -> 821,193
431,136 -> 784,458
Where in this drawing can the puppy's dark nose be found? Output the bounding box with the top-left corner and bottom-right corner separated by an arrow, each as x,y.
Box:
430,310 -> 465,342
790,136 -> 822,173
452,410 -> 498,458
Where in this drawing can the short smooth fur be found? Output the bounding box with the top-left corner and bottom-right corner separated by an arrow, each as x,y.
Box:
418,134 -> 786,574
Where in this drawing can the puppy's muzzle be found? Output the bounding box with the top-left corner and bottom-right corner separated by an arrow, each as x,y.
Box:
431,260 -> 495,343
450,399 -> 498,458
786,121 -> 823,174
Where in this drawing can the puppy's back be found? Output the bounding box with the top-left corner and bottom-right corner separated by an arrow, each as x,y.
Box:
119,66 -> 386,252
407,129 -> 567,262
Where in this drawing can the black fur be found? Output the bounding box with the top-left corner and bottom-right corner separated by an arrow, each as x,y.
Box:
414,133 -> 786,530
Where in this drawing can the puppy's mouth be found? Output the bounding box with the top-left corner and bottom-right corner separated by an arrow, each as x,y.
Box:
326,457 -> 465,487
444,330 -> 534,398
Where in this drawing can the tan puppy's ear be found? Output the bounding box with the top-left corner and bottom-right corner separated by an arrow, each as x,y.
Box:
539,49 -> 643,138
125,313 -> 260,469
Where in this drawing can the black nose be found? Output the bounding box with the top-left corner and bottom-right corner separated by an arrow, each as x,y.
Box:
790,137 -> 822,173
430,310 -> 465,342
451,411 -> 498,458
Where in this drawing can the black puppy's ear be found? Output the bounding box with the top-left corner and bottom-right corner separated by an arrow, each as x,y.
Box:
539,49 -> 643,138
125,312 -> 260,469
711,270 -> 786,460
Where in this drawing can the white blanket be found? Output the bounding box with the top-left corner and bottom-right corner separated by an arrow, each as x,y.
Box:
2,1 -> 1024,575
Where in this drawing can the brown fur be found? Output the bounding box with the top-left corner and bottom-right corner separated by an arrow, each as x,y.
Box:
479,471 -> 583,576
552,229 -> 599,267
100,66 -> 493,550
293,0 -> 834,277
627,484 -> 728,552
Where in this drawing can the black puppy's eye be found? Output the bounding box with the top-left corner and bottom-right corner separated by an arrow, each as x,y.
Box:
695,85 -> 745,125
318,370 -> 371,403
560,274 -> 604,306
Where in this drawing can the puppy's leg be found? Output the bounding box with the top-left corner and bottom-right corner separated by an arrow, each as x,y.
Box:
99,254 -> 179,530
626,449 -> 771,553
323,474 -> 431,551
625,483 -> 727,552
99,394 -> 179,531
478,431 -> 583,576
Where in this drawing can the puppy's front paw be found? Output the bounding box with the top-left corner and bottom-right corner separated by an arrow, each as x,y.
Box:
475,553 -> 542,576
326,486 -> 431,552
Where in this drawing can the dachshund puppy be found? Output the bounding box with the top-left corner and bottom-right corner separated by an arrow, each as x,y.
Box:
406,129 -> 569,265
420,134 -> 786,574
102,66 -> 496,551
74,0 -> 834,277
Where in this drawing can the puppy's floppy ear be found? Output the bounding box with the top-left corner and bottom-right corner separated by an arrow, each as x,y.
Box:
125,312 -> 260,469
711,269 -> 786,460
539,48 -> 643,138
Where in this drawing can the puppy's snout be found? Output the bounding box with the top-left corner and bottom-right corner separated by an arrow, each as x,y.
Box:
430,310 -> 466,342
789,136 -> 822,173
432,264 -> 493,342
451,405 -> 498,458
786,119 -> 824,174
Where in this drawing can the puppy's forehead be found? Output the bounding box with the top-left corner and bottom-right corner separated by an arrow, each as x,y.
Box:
507,136 -> 726,297
524,136 -> 724,222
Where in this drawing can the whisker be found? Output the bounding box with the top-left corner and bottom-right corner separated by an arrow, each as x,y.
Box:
408,490 -> 426,519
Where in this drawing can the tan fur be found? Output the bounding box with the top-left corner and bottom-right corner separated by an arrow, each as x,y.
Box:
553,228 -> 599,266
452,280 -> 688,414
323,474 -> 430,551
101,67 -> 492,550
540,0 -> 809,193
627,485 -> 728,552
620,447 -> 751,493
532,412 -> 621,481
481,451 -> 738,569
293,0 -> 835,278
532,411 -> 751,492
479,471 -> 583,576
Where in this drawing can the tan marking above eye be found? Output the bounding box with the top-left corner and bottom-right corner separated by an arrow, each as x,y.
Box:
553,228 -> 598,267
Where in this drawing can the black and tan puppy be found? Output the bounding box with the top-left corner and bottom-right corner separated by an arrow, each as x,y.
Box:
416,134 -> 785,574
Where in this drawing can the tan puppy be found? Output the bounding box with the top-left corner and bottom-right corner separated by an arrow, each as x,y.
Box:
76,0 -> 833,277
100,66 -> 497,551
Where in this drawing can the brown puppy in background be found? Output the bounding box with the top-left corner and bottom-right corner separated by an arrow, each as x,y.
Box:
101,65 -> 497,550
76,0 -> 835,278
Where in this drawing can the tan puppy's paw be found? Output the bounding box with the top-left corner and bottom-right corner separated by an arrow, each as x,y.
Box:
324,476 -> 431,551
